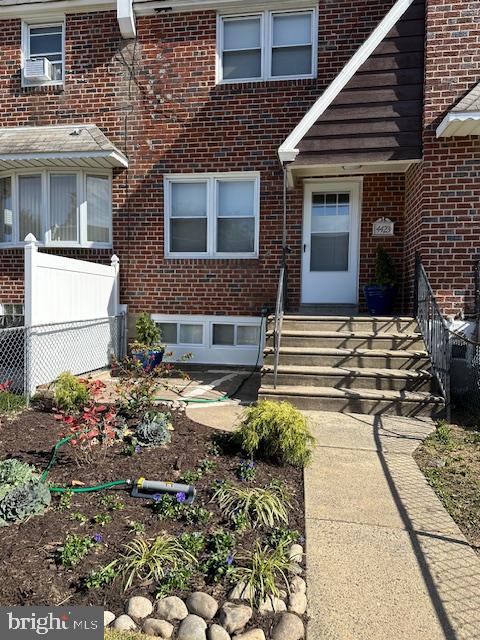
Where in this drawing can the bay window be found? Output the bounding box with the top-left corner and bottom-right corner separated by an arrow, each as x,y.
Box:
218,8 -> 317,83
0,169 -> 112,247
165,173 -> 259,258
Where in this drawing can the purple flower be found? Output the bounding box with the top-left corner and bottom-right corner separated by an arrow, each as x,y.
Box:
215,479 -> 224,485
152,493 -> 163,503
299,535 -> 305,544
135,444 -> 142,454
176,491 -> 186,503
226,554 -> 234,566
93,533 -> 103,543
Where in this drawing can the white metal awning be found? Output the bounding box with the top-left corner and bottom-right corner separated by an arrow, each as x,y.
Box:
0,124 -> 128,170
436,112 -> 480,138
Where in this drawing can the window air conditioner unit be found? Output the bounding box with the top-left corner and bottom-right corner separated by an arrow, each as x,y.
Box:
24,57 -> 52,81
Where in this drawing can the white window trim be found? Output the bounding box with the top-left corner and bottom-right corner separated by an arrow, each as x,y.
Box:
0,168 -> 112,249
216,7 -> 318,84
153,314 -> 264,366
164,172 -> 260,259
21,17 -> 66,88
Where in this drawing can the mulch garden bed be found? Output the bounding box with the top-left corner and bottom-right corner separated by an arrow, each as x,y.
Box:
0,405 -> 305,635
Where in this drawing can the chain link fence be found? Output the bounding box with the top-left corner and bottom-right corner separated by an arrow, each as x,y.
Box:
450,331 -> 480,416
0,314 -> 126,400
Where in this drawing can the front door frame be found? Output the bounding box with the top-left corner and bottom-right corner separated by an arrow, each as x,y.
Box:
300,177 -> 363,305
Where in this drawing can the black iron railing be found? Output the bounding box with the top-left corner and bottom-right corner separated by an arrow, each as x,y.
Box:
273,266 -> 287,389
414,253 -> 451,414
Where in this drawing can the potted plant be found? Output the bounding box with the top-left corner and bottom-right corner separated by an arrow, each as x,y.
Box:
364,246 -> 396,316
130,312 -> 165,371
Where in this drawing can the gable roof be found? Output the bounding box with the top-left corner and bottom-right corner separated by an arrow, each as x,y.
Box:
436,81 -> 480,138
278,0 -> 418,163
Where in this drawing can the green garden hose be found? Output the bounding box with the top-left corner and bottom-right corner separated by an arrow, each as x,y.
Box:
42,433 -> 127,494
49,480 -> 128,494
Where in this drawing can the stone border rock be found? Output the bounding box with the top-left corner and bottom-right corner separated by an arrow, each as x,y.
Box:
106,544 -> 307,639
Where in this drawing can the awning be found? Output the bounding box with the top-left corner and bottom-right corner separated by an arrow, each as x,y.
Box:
436,112 -> 480,138
436,82 -> 480,138
0,124 -> 128,170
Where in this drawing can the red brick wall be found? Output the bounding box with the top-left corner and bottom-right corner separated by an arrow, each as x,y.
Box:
403,0 -> 480,317
0,3 -> 405,315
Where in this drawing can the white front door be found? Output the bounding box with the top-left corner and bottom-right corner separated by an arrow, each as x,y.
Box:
301,180 -> 361,305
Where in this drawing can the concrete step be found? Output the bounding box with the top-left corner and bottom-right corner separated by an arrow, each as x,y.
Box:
265,329 -> 424,351
264,346 -> 430,370
261,364 -> 436,392
258,384 -> 445,418
268,315 -> 418,334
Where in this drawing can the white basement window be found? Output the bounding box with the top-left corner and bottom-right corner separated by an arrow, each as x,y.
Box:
22,21 -> 65,86
154,315 -> 263,366
164,173 -> 260,258
0,169 -> 112,248
218,8 -> 317,83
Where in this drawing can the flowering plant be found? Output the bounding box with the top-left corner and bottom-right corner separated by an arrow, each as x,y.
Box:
0,380 -> 12,393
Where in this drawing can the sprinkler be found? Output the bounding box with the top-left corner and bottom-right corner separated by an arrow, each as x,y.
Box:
128,478 -> 196,504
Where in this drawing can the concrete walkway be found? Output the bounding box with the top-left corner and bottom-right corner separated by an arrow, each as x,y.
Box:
305,411 -> 480,640
187,401 -> 480,640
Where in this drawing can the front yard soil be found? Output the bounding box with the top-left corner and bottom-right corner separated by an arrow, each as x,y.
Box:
414,420 -> 480,553
0,407 -> 305,636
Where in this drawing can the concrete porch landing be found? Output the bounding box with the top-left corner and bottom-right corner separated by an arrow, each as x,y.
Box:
306,411 -> 480,640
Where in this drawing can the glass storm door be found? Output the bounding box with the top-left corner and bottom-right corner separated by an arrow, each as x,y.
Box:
301,181 -> 361,304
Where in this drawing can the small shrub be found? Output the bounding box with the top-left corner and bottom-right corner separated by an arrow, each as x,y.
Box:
131,313 -> 163,351
127,520 -> 146,535
236,459 -> 257,482
0,459 -> 37,501
70,511 -> 88,525
84,561 -> 119,589
136,411 -> 172,447
267,526 -> 301,549
116,375 -> 158,418
236,400 -> 315,467
202,529 -> 235,583
233,540 -> 293,606
93,513 -> 112,527
0,480 -> 51,527
57,534 -> 97,568
178,532 -> 206,555
119,535 -> 195,591
153,494 -> 211,525
155,566 -> 194,599
0,382 -> 26,413
100,494 -> 125,511
213,480 -> 291,528
52,372 -> 91,413
58,490 -> 74,511
435,420 -> 454,446
180,458 -> 216,484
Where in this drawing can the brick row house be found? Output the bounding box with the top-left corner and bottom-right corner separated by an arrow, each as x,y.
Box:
0,0 -> 478,378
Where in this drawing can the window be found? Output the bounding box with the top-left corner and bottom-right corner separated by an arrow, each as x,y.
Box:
0,169 -> 112,247
218,9 -> 316,82
165,173 -> 259,258
22,22 -> 65,85
156,321 -> 204,345
213,323 -> 260,347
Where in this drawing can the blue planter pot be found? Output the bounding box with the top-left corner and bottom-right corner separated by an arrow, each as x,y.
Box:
132,349 -> 164,371
364,285 -> 396,316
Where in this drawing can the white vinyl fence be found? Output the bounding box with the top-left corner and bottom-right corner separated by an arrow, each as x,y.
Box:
13,235 -> 125,395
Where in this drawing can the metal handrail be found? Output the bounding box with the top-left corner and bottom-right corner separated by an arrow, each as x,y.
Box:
273,266 -> 286,389
414,253 -> 451,414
